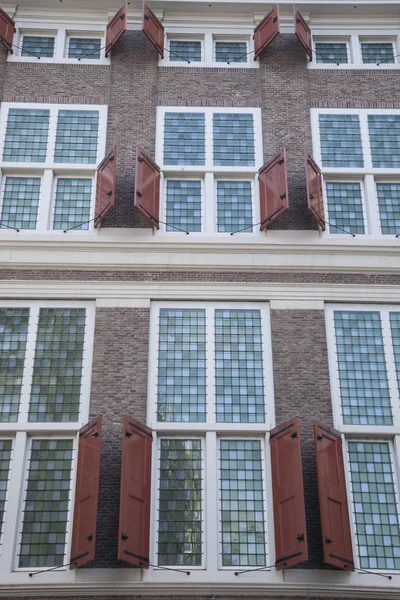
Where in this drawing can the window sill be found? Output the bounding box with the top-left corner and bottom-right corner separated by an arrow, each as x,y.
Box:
158,62 -> 259,69
309,63 -> 400,70
7,57 -> 110,66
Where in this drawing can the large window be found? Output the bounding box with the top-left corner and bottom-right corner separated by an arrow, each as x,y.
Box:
0,103 -> 107,233
311,34 -> 400,68
326,304 -> 400,571
312,109 -> 400,237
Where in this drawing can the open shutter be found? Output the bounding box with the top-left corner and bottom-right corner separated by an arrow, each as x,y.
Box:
0,8 -> 15,53
254,5 -> 280,59
270,417 -> 308,569
305,151 -> 326,231
142,1 -> 164,58
259,149 -> 289,230
134,145 -> 160,228
95,146 -> 117,228
293,5 -> 312,60
70,416 -> 102,569
118,416 -> 152,568
314,421 -> 355,571
105,2 -> 128,57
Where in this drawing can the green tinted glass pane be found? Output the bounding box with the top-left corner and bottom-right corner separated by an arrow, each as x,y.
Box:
158,439 -> 203,566
1,177 -> 41,230
165,180 -> 202,232
54,110 -> 99,164
28,309 -> 86,422
220,440 -> 266,567
315,43 -> 348,64
377,183 -> 400,235
368,115 -> 400,168
0,440 -> 12,543
3,109 -> 50,163
361,43 -> 395,64
390,312 -> 400,396
53,178 -> 92,230
164,113 -> 205,166
334,311 -> 392,425
68,38 -> 101,59
215,41 -> 247,63
319,114 -> 363,168
217,181 -> 253,233
326,181 -> 365,234
0,308 -> 29,422
157,309 -> 206,422
213,114 -> 255,166
169,41 -> 201,62
349,441 -> 400,570
215,310 -> 265,423
18,439 -> 73,568
21,36 -> 55,58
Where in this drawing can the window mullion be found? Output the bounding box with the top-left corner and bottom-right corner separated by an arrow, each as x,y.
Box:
36,170 -> 53,232
18,306 -> 39,423
207,306 -> 216,425
205,111 -> 213,171
360,112 -> 372,169
363,174 -> 380,236
383,310 -> 400,427
205,431 -> 218,572
47,108 -> 58,166
204,172 -> 214,234
56,27 -> 66,61
351,34 -> 362,64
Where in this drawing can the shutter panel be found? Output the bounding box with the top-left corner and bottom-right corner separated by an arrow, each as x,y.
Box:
254,5 -> 280,59
314,421 -> 355,571
70,416 -> 102,569
270,416 -> 308,569
118,416 -> 153,568
142,1 -> 164,58
259,149 -> 289,230
105,2 -> 128,57
95,146 -> 117,228
305,151 -> 326,231
293,5 -> 312,60
134,145 -> 160,228
0,8 -> 15,54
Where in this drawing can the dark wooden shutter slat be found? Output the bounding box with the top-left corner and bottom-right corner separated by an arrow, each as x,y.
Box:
105,2 -> 128,57
270,416 -> 308,569
314,421 -> 355,571
134,145 -> 160,228
305,151 -> 326,230
142,1 -> 164,57
293,5 -> 312,60
0,8 -> 15,53
70,416 -> 102,569
95,146 -> 117,228
259,149 -> 289,230
118,416 -> 152,568
254,5 -> 280,59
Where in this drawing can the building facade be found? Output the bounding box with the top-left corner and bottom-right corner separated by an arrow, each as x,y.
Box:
0,0 -> 399,598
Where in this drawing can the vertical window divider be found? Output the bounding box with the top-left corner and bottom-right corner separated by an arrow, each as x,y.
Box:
47,108 -> 58,167
204,32 -> 213,63
383,311 -> 400,427
207,306 -> 216,425
360,113 -> 372,170
12,432 -> 31,571
18,306 -> 39,423
55,26 -> 66,61
363,174 -> 380,237
204,172 -> 214,234
342,437 -> 360,570
350,33 -> 362,64
205,112 -> 213,171
39,170 -> 54,232
205,431 -> 217,573
149,430 -> 159,567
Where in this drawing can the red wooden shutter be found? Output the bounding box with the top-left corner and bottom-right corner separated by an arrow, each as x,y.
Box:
134,145 -> 160,228
95,146 -> 117,228
270,416 -> 308,569
314,421 -> 354,571
293,5 -> 312,60
105,2 -> 128,57
259,149 -> 289,230
0,8 -> 15,54
118,416 -> 152,568
305,151 -> 326,231
70,416 -> 102,569
142,1 -> 164,58
254,5 -> 280,59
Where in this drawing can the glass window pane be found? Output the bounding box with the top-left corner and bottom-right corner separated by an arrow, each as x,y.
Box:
368,115 -> 400,168
165,180 -> 202,232
157,309 -> 206,422
0,308 -> 29,422
21,36 -> 55,58
28,308 -> 86,423
220,439 -> 266,567
0,440 -> 12,545
349,441 -> 400,570
164,113 -> 205,166
319,114 -> 363,168
158,439 -> 202,566
326,181 -> 365,235
53,178 -> 92,231
1,177 -> 41,230
361,43 -> 395,64
18,439 -> 73,568
213,114 -> 255,167
169,41 -> 201,62
315,42 -> 348,64
215,41 -> 247,63
215,310 -> 265,423
377,183 -> 400,235
68,38 -> 101,59
390,312 -> 400,397
54,110 -> 99,164
217,180 -> 253,233
3,109 -> 50,163
334,311 -> 392,425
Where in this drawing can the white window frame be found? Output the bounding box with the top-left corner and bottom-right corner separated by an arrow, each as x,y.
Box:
311,107 -> 400,238
0,102 -> 107,234
312,36 -> 352,65
156,106 -> 263,237
325,303 -> 400,575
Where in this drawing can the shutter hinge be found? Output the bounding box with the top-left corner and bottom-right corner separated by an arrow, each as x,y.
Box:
290,431 -> 297,439
144,14 -> 149,21
109,156 -> 115,162
273,17 -> 278,23
86,533 -> 93,541
296,534 -> 304,542
138,156 -> 144,163
325,537 -> 333,544
107,190 -> 113,197
280,193 -> 287,201
310,193 -> 315,200
136,191 -> 143,198
91,431 -> 99,438
125,430 -> 133,438
121,533 -> 129,541
317,435 -> 323,440
278,159 -> 284,165
120,13 -> 125,20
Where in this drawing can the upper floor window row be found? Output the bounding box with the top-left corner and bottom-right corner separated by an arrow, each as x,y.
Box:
311,34 -> 400,68
10,30 -> 107,63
